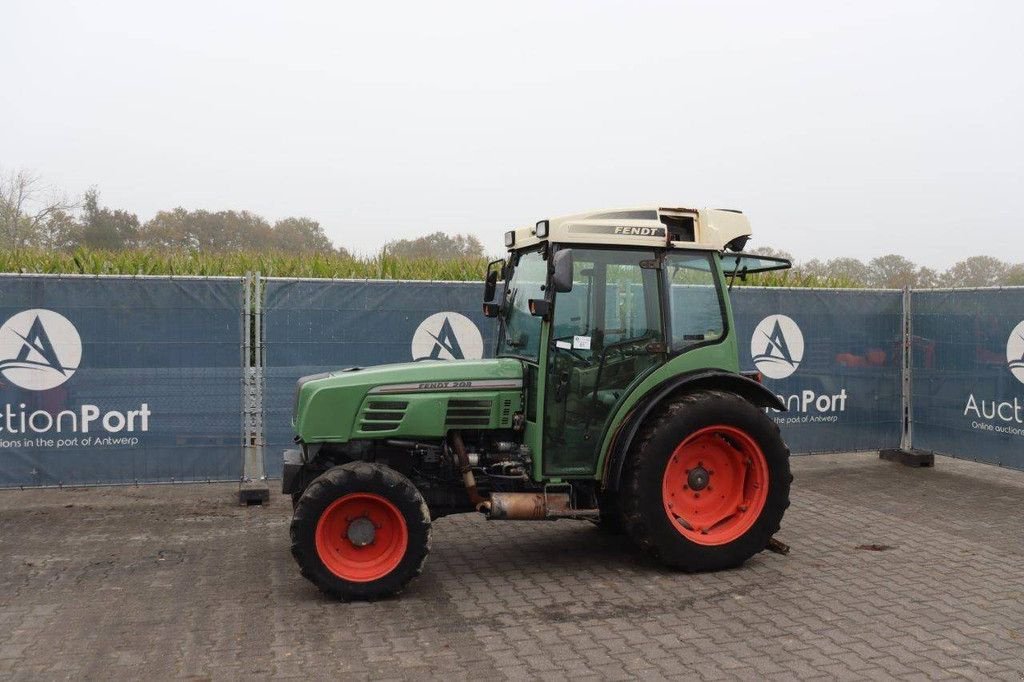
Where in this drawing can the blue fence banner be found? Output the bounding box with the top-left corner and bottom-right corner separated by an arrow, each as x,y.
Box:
2,273 -> 1017,488
732,288 -> 904,454
262,279 -> 496,475
0,275 -> 244,487
909,288 -> 1024,470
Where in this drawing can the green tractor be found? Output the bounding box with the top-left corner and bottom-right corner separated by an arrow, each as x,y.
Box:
284,207 -> 793,600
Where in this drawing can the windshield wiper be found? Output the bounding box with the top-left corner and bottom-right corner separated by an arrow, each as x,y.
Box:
495,288 -> 517,349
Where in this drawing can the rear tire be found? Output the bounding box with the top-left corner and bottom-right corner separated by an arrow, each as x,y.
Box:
290,462 -> 431,600
621,389 -> 791,571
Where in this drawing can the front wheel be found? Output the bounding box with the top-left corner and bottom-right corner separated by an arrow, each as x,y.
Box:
621,389 -> 791,571
290,462 -> 431,600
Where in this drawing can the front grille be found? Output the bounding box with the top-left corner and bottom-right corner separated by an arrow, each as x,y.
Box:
445,399 -> 493,427
361,411 -> 406,421
359,400 -> 408,432
366,401 -> 407,410
361,423 -> 401,432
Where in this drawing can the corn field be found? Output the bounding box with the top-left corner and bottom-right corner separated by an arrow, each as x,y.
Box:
0,249 -> 489,281
0,248 -> 855,287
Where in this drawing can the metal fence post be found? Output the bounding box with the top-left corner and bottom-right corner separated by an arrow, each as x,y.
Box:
239,272 -> 270,504
902,286 -> 914,451
241,271 -> 250,468
880,287 -> 933,467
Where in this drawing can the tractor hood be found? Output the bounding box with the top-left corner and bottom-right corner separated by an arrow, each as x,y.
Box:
292,358 -> 525,443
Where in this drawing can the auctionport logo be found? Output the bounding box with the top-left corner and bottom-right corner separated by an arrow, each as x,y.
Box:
751,314 -> 804,380
0,309 -> 82,391
751,313 -> 848,422
0,308 -> 150,447
411,312 -> 483,361
963,320 -> 1024,436
1008,320 -> 1024,385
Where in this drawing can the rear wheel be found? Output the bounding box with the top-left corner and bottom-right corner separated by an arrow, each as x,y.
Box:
290,462 -> 431,600
621,389 -> 791,571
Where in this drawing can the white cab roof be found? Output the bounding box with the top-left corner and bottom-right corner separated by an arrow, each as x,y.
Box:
507,206 -> 751,252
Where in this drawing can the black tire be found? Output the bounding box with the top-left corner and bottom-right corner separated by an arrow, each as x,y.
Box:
290,492 -> 302,510
290,461 -> 431,601
621,389 -> 791,571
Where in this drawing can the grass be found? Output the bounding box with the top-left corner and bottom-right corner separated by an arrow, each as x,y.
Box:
0,248 -> 857,287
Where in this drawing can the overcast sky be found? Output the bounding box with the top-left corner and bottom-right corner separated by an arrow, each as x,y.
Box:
3,1 -> 1022,267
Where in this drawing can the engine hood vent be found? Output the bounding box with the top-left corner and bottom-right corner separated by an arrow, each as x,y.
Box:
359,399 -> 409,432
445,399 -> 493,428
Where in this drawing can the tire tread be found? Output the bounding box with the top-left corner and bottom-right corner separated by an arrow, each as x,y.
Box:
290,461 -> 431,601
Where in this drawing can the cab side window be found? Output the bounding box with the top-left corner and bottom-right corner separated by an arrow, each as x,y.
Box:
666,253 -> 726,351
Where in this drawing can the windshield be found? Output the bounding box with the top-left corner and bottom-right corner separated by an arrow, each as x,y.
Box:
496,248 -> 547,362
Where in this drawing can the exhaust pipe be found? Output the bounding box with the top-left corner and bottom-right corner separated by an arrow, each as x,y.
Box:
450,431 -> 490,512
488,492 -> 599,520
488,492 -> 567,520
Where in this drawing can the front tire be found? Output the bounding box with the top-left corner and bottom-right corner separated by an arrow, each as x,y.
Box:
621,389 -> 791,571
290,462 -> 431,600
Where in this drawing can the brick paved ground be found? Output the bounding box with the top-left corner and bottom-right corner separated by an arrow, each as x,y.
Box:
1,452 -> 1022,680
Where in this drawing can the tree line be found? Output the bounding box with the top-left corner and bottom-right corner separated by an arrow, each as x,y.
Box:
1,168 -> 1020,286
1,169 -> 339,254
749,248 -> 1024,288
0,168 -> 482,259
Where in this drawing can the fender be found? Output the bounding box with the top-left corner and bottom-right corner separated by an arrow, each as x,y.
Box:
600,370 -> 785,492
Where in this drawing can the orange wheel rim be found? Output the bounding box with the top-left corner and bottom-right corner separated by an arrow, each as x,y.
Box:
315,493 -> 408,582
662,425 -> 769,546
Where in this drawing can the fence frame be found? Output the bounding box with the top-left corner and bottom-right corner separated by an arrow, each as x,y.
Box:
239,272 -> 269,503
888,285 -> 1024,469
256,278 -> 1022,472
902,287 -> 913,450
0,272 -> 248,488
1,272 -> 1020,490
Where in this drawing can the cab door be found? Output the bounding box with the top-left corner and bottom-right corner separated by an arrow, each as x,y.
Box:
542,248 -> 665,476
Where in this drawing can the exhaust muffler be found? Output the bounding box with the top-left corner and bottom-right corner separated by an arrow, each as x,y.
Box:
487,492 -> 598,520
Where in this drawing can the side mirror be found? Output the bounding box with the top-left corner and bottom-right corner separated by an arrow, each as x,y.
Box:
483,259 -> 504,302
482,302 -> 500,318
552,249 -> 573,293
484,270 -> 498,302
528,298 -> 550,319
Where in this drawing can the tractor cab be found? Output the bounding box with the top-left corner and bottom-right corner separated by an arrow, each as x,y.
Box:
485,207 -> 790,479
